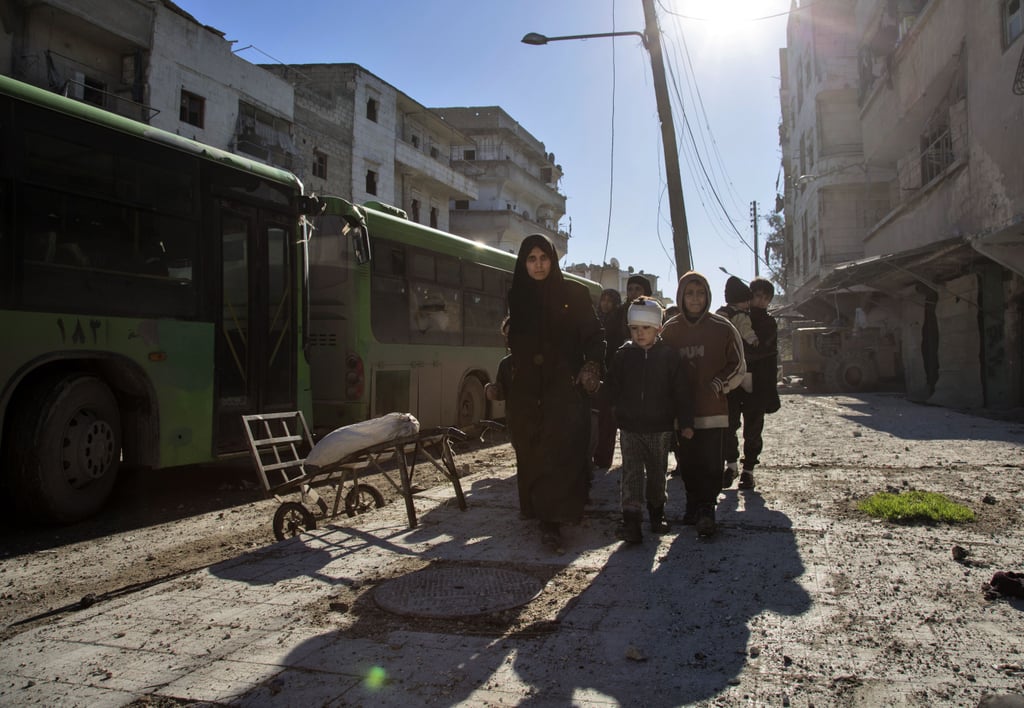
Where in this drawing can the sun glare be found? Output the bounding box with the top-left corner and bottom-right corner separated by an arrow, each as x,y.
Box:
668,0 -> 789,43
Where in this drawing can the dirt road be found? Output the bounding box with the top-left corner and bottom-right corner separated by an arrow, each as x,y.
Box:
1,391 -> 1023,705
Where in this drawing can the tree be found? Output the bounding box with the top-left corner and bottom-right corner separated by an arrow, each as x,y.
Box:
764,207 -> 789,296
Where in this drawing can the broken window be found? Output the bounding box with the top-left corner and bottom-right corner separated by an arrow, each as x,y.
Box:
366,169 -> 378,195
313,150 -> 327,179
1005,0 -> 1023,46
430,206 -> 438,228
410,199 -> 420,222
366,97 -> 378,122
920,126 -> 953,184
180,90 -> 204,128
83,77 -> 106,108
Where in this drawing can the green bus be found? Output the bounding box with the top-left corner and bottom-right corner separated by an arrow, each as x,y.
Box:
0,74 -> 323,523
306,198 -> 602,436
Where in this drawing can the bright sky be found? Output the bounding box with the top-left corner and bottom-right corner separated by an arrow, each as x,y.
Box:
173,0 -> 792,305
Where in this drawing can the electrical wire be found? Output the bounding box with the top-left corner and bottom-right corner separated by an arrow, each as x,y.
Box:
656,0 -> 779,276
602,0 -> 617,264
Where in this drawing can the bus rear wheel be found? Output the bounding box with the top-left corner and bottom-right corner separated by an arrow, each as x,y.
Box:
457,376 -> 486,430
7,374 -> 121,524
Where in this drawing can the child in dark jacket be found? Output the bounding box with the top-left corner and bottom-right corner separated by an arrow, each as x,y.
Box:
604,297 -> 694,543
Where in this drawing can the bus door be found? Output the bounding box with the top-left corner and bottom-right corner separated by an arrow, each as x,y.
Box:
412,359 -> 442,427
213,201 -> 296,453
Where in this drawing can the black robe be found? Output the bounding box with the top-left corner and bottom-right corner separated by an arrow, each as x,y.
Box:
506,235 -> 605,524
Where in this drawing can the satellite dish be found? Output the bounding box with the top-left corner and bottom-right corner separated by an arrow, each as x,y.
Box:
609,257 -> 620,269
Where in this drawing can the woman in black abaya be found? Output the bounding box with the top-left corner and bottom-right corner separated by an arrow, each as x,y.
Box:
507,234 -> 605,552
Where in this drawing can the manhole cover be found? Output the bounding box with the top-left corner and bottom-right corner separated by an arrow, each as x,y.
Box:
374,565 -> 544,618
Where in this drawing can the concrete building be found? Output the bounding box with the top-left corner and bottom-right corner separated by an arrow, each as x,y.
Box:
2,0 -> 298,169
779,0 -> 1024,408
3,0 -> 629,299
262,63 -> 477,232
563,261 -> 668,305
431,106 -> 569,256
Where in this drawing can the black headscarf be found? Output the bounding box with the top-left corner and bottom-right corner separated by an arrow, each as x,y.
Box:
508,234 -> 566,360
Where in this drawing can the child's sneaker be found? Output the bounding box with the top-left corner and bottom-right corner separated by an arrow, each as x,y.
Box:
738,469 -> 755,490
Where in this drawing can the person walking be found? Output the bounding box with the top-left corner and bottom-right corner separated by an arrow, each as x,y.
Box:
604,297 -> 693,544
593,288 -> 624,469
717,276 -> 756,487
661,271 -> 745,537
732,277 -> 782,490
506,234 -> 605,553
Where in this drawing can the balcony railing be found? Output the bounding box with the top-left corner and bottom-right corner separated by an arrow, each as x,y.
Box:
62,79 -> 159,123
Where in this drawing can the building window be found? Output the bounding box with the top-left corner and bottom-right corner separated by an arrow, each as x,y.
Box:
454,199 -> 469,210
180,90 -> 205,128
463,149 -> 476,160
366,97 -> 378,122
920,126 -> 953,184
540,167 -> 553,184
410,199 -> 420,222
1006,0 -> 1023,45
313,150 -> 327,179
430,206 -> 438,228
83,77 -> 106,108
366,169 -> 377,195
236,101 -> 294,168
411,134 -> 420,149
430,146 -> 440,159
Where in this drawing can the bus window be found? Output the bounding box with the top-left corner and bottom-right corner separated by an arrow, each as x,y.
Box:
18,187 -> 198,317
371,275 -> 409,344
409,282 -> 461,345
265,225 -> 294,407
464,291 -> 505,347
436,254 -> 460,286
409,251 -> 434,281
462,263 -> 484,291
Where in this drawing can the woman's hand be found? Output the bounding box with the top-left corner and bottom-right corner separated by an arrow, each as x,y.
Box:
576,360 -> 602,394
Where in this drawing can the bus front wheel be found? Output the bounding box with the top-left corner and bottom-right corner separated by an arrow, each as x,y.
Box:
7,374 -> 121,524
457,377 -> 486,430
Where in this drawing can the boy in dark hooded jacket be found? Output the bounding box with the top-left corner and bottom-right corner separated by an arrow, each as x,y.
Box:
604,297 -> 694,543
660,271 -> 745,537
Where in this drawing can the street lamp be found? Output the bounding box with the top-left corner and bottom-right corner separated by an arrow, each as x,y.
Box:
522,0 -> 692,278
521,31 -> 646,46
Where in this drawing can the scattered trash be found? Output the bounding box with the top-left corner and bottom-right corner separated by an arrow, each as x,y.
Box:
625,644 -> 646,662
983,571 -> 1024,601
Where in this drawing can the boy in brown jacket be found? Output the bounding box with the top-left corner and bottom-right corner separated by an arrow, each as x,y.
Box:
660,271 -> 746,537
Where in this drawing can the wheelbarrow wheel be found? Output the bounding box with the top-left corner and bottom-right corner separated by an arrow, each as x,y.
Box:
273,501 -> 317,541
344,484 -> 385,517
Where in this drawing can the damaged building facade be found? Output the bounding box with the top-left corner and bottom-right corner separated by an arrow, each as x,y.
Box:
0,0 -> 572,260
780,0 -> 1024,409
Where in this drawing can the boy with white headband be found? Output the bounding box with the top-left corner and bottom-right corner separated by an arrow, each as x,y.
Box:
603,296 -> 694,544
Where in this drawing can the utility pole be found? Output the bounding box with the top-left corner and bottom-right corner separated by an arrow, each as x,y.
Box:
750,201 -> 760,277
641,0 -> 691,277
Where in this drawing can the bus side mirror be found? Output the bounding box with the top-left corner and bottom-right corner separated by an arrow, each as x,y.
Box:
295,194 -> 326,216
350,222 -> 372,266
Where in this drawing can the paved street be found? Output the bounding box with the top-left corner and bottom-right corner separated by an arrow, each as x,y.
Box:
2,392 -> 1023,706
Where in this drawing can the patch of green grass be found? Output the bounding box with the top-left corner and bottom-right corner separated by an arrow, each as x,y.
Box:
857,490 -> 975,523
